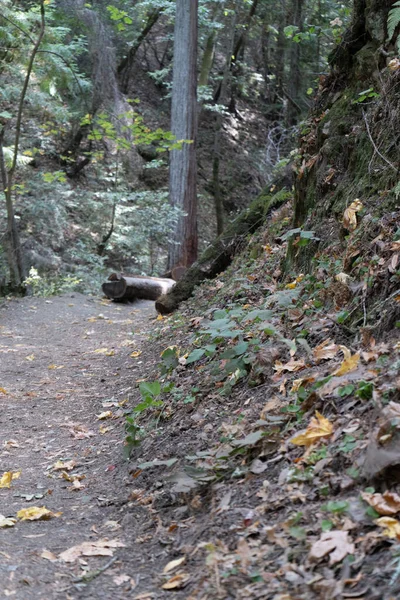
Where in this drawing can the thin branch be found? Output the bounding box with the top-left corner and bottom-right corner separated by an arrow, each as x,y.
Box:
362,108 -> 398,173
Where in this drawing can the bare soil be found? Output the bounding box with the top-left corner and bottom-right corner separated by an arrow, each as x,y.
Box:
0,294 -> 172,600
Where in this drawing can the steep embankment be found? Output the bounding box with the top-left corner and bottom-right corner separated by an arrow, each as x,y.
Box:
96,23 -> 400,599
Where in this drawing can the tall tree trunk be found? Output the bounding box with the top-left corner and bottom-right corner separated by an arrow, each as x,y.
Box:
212,12 -> 237,236
286,0 -> 304,126
199,4 -> 219,88
2,0 -> 46,287
168,0 -> 198,270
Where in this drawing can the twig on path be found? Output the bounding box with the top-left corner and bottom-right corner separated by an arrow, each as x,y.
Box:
71,556 -> 118,585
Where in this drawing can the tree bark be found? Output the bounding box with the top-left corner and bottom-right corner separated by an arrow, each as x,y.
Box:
156,184 -> 291,314
102,275 -> 175,301
286,0 -> 304,126
3,0 -> 46,287
167,0 -> 198,271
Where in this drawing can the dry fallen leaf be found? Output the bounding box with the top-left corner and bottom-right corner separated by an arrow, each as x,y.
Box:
130,351 -> 142,358
163,556 -> 186,574
291,376 -> 316,393
0,471 -> 21,488
53,460 -> 75,471
25,354 -> 35,361
333,346 -> 360,376
97,411 -> 113,420
41,549 -> 58,562
274,358 -> 306,375
162,573 -> 190,590
313,339 -> 338,363
94,348 -> 115,356
343,199 -> 363,232
0,387 -> 8,394
309,530 -> 355,564
362,491 -> 400,516
291,411 -> 333,447
17,506 -> 62,521
113,574 -> 132,586
0,515 -> 17,528
59,538 -> 125,563
375,517 -> 400,539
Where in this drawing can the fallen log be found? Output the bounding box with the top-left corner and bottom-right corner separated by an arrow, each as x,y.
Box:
155,185 -> 292,315
102,274 -> 175,301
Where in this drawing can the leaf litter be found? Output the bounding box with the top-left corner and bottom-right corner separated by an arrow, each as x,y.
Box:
3,211 -> 400,598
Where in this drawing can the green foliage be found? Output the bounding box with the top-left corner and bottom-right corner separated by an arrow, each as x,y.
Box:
24,267 -> 81,297
388,1 -> 400,43
352,88 -> 379,105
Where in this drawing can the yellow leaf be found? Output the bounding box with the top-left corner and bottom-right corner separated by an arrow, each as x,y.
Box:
17,506 -> 61,521
375,517 -> 400,539
94,348 -> 115,356
25,354 -> 35,361
99,425 -> 111,434
130,351 -> 142,358
48,364 -> 64,370
0,471 -> 21,489
0,387 -> 8,394
156,314 -> 164,321
97,411 -> 112,420
291,376 -> 315,393
53,460 -> 75,471
291,411 -> 333,447
285,281 -> 297,289
162,573 -> 190,590
333,351 -> 360,376
343,199 -> 363,232
87,317 -> 97,322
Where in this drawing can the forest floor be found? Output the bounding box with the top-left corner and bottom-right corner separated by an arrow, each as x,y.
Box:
2,238 -> 400,600
0,294 -> 170,600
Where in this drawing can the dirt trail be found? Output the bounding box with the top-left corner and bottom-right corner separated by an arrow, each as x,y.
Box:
0,294 -> 169,599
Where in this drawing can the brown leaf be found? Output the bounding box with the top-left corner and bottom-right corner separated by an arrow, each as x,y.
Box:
309,530 -> 355,564
313,339 -> 338,363
362,490 -> 400,516
343,199 -> 363,232
59,539 -> 125,563
273,358 -> 306,375
162,573 -> 190,590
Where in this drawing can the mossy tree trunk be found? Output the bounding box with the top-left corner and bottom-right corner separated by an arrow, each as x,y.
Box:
156,186 -> 292,314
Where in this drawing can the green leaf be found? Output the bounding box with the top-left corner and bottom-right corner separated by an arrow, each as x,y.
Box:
139,381 -> 161,398
321,519 -> 333,532
388,1 -> 400,40
186,348 -> 206,364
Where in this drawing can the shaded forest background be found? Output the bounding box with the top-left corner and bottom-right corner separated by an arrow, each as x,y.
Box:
0,0 -> 351,293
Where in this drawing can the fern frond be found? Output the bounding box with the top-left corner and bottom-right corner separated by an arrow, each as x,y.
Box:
3,147 -> 33,168
387,0 -> 400,40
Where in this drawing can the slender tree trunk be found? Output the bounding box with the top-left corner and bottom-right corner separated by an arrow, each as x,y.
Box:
117,8 -> 163,93
3,0 -> 46,286
199,4 -> 219,88
168,0 -> 198,270
286,0 -> 304,126
212,12 -> 237,236
275,0 -> 286,105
